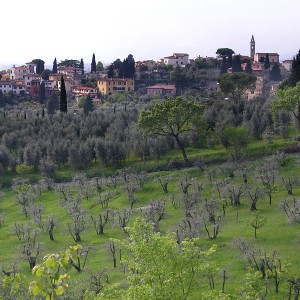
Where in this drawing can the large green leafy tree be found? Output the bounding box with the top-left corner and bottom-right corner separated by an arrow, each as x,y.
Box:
60,76 -> 67,113
138,97 -> 204,163
110,218 -> 216,300
216,48 -> 234,68
219,72 -> 257,102
273,82 -> 300,131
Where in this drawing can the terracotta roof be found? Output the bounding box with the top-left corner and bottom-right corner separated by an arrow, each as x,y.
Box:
146,84 -> 175,90
97,78 -> 133,82
173,53 -> 189,57
73,86 -> 96,91
241,63 -> 263,71
256,53 -> 279,56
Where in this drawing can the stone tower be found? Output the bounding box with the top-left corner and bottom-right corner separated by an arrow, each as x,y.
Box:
250,35 -> 255,60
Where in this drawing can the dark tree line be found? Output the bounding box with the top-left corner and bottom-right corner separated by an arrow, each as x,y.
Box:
107,54 -> 135,78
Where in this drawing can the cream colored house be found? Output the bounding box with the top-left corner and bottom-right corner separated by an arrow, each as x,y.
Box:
163,53 -> 189,67
0,80 -> 26,94
254,53 -> 279,64
97,78 -> 134,95
9,63 -> 36,80
146,84 -> 176,96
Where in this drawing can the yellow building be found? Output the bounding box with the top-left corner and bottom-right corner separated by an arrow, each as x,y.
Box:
97,78 -> 134,95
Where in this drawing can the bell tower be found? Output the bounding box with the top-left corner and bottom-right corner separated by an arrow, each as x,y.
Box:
250,35 -> 255,60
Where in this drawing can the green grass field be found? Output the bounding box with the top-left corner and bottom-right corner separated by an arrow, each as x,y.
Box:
1,140 -> 300,299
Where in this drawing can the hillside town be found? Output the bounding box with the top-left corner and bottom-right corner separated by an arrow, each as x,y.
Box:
0,35 -> 294,107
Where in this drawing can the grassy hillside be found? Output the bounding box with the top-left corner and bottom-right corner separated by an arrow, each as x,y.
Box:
1,141 -> 300,299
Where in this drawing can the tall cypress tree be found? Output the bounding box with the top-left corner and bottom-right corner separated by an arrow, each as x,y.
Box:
38,82 -> 46,104
91,53 -> 96,73
79,59 -> 84,75
60,76 -> 67,113
264,54 -> 270,70
53,58 -> 57,73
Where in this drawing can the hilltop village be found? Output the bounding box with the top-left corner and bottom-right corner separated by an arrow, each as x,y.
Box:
1,32 -> 300,300
0,35 -> 293,109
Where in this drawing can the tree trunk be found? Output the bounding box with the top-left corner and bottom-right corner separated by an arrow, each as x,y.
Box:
250,201 -> 257,211
49,230 -> 54,241
173,134 -> 189,164
75,231 -> 81,242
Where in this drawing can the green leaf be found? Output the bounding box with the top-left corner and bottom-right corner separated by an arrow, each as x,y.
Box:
35,267 -> 44,278
45,256 -> 57,269
56,285 -> 64,295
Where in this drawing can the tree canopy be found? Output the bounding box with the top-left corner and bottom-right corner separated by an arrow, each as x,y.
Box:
290,49 -> 300,86
216,48 -> 235,57
219,72 -> 257,102
273,82 -> 300,131
232,55 -> 243,72
31,59 -> 45,74
138,97 -> 204,163
269,63 -> 281,81
111,218 -> 216,300
58,59 -> 81,68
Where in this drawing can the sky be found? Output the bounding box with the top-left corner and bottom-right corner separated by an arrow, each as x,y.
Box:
1,0 -> 300,69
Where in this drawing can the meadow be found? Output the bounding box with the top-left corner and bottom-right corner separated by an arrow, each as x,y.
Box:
1,136 -> 300,299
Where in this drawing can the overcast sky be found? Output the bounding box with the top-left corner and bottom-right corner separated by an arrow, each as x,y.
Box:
1,0 -> 299,69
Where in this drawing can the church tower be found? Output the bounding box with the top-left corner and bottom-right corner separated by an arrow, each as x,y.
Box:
250,35 -> 255,60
